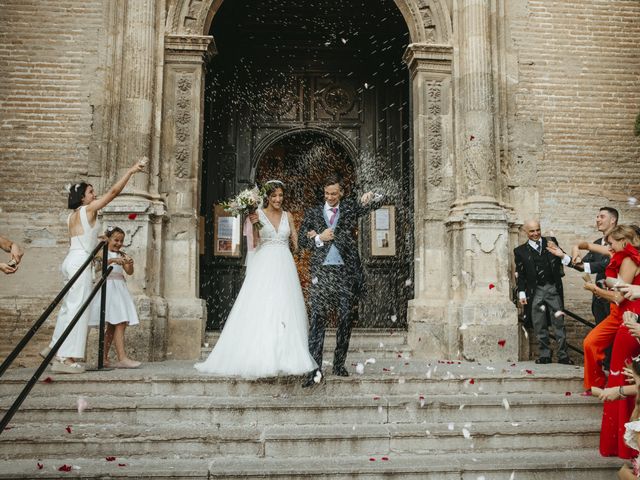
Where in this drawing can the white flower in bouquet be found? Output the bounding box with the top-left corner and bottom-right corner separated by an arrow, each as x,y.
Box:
220,186 -> 264,229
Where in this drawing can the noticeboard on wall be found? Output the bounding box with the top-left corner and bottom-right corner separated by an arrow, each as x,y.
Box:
214,205 -> 241,257
370,205 -> 396,256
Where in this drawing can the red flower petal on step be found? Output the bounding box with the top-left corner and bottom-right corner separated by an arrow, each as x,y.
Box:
404,362 -> 410,366
498,339 -> 506,347
489,283 -> 495,289
65,425 -> 72,434
565,391 -> 572,396
382,368 -> 390,372
58,464 -> 72,472
118,463 -> 127,467
469,135 -> 475,141
106,456 -> 116,462
42,376 -> 53,383
381,457 -> 389,461
419,395 -> 425,400
128,213 -> 137,220
373,396 -> 380,400
3,426 -> 12,430
469,378 -> 475,385
525,369 -> 534,375
369,457 -> 376,462
510,363 -> 517,367
37,462 -> 43,470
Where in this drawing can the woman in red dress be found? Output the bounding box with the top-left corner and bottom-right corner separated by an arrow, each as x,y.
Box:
587,225 -> 640,459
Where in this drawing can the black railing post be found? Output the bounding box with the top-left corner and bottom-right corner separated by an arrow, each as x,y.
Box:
0,241 -> 107,378
0,266 -> 113,433
97,242 -> 108,369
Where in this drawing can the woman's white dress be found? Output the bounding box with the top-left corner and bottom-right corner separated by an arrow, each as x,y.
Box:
49,206 -> 100,359
89,251 -> 139,327
195,209 -> 317,378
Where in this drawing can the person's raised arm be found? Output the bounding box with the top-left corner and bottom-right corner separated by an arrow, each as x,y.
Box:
86,160 -> 146,214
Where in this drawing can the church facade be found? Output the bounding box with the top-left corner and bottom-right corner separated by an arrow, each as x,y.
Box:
1,0 -> 638,364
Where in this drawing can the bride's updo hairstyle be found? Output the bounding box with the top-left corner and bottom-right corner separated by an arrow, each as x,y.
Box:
67,182 -> 91,209
262,180 -> 285,207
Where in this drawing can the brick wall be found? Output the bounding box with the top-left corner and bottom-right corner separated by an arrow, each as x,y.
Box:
508,0 -> 640,358
0,1 -> 104,365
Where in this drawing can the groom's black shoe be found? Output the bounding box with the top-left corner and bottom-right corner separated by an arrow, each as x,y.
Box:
332,366 -> 349,377
302,370 -> 322,388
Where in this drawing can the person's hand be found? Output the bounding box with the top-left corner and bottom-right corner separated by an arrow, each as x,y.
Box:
248,212 -> 259,225
10,243 -> 23,265
623,366 -> 640,385
307,230 -> 317,239
625,320 -> 640,340
122,254 -> 134,265
360,191 -> 374,205
583,283 -> 597,294
571,245 -> 581,265
129,157 -> 147,174
620,284 -> 640,301
0,263 -> 17,274
319,228 -> 334,242
546,244 -> 565,258
597,387 -> 622,401
519,297 -> 527,306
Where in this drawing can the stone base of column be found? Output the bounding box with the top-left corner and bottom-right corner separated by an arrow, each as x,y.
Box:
407,299 -> 451,359
166,297 -> 206,360
452,300 -> 519,362
86,294 -> 167,363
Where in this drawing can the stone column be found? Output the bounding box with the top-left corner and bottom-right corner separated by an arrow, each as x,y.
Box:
445,0 -> 518,361
161,35 -> 215,359
404,44 -> 456,359
91,1 -> 166,363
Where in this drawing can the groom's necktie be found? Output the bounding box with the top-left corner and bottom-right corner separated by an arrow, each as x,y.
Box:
329,207 -> 338,226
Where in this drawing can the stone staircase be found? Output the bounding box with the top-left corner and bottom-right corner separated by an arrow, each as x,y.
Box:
0,330 -> 622,478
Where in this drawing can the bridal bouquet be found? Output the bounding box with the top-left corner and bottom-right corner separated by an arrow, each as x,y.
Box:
220,186 -> 264,229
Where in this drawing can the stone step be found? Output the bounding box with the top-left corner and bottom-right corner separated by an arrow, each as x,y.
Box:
0,420 -> 601,459
201,329 -> 410,359
204,451 -> 621,479
0,360 -> 587,397
1,393 -> 601,426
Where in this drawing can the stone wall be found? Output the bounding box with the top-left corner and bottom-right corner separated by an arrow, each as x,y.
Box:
0,0 -> 105,361
506,0 -> 640,357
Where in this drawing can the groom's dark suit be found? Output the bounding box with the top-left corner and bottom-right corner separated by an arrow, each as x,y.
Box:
298,197 -> 381,374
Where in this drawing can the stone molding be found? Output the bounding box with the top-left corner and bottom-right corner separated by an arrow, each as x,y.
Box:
164,34 -> 216,64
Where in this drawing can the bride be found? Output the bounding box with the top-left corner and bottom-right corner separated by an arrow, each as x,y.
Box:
194,180 -> 317,378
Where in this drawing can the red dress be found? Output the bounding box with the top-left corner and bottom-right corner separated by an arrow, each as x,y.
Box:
600,244 -> 640,459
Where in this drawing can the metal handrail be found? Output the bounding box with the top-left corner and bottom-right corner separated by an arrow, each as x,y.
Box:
563,308 -> 596,329
0,264 -> 113,432
0,241 -> 108,377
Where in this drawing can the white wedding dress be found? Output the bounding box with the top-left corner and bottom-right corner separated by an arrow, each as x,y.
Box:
194,208 -> 317,378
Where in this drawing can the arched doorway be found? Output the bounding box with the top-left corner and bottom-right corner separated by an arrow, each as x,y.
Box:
199,0 -> 414,331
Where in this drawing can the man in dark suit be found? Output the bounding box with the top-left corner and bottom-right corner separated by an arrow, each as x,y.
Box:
298,174 -> 382,386
514,220 -> 573,364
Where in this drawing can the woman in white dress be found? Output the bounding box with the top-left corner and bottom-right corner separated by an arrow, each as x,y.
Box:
46,160 -> 145,374
195,181 -> 317,378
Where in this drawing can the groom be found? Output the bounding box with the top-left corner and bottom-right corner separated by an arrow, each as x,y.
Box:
299,174 -> 383,387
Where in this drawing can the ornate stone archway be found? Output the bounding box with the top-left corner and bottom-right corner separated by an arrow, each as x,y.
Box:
158,0 -> 518,361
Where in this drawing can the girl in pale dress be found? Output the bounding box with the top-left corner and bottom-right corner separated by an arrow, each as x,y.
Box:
195,181 -> 317,378
46,160 -> 145,374
89,226 -> 141,369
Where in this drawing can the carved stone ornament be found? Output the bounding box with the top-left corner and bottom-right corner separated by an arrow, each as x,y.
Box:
320,83 -> 355,116
174,74 -> 193,178
426,81 -> 443,187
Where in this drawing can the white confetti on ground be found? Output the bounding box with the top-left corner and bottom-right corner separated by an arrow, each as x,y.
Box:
459,404 -> 465,410
448,422 -> 454,431
459,324 -> 468,330
510,471 -> 516,480
355,363 -> 364,374
629,197 -> 638,206
365,358 -> 376,365
379,342 -> 384,348
502,398 -> 510,410
313,371 -> 322,383
511,422 -> 520,427
378,405 -> 384,414
462,428 -> 471,439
